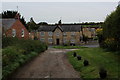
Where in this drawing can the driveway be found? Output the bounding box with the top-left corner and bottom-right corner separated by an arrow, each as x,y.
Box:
11,48 -> 81,78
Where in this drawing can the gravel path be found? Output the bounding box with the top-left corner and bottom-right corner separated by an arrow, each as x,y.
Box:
11,48 -> 81,79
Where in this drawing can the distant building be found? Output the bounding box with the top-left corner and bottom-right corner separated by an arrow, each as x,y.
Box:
38,24 -> 82,45
36,22 -> 100,45
0,13 -> 29,39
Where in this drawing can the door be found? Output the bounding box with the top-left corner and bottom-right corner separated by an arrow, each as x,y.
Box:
56,39 -> 60,45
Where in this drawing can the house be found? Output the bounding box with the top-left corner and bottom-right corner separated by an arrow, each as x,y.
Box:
36,22 -> 101,45
82,27 -> 99,39
37,24 -> 82,45
1,13 -> 29,39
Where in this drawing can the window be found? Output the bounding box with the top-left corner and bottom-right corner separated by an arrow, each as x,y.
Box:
21,29 -> 24,37
71,32 -> 75,36
40,38 -> 45,42
48,38 -> 53,43
48,32 -> 53,36
63,32 -> 67,36
40,32 -> 45,36
56,32 -> 60,36
71,39 -> 75,43
12,29 -> 16,37
91,28 -> 95,32
63,37 -> 67,43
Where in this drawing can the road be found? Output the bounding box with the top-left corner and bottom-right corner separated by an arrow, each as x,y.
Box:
10,48 -> 81,79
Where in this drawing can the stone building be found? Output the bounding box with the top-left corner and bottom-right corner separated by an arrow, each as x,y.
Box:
38,24 -> 82,45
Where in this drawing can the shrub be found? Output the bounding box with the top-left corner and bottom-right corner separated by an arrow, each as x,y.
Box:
83,60 -> 89,66
99,68 -> 107,79
103,38 -> 117,51
77,55 -> 81,60
73,52 -> 77,57
2,46 -> 23,67
2,37 -> 47,79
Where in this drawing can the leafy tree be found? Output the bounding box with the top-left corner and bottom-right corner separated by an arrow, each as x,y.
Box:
37,22 -> 48,25
27,17 -> 38,31
2,11 -> 17,18
102,6 -> 120,51
83,35 -> 88,44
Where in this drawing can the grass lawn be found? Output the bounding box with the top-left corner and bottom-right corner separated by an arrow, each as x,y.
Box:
67,47 -> 120,78
53,46 -> 88,49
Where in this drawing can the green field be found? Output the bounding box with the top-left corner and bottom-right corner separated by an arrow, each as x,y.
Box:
53,46 -> 87,49
67,48 -> 120,78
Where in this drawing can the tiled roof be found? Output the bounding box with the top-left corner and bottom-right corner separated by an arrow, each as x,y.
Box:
0,19 -> 16,31
38,25 -> 81,32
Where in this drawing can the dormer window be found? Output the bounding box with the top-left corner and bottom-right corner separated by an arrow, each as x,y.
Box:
21,29 -> 24,37
12,29 -> 16,37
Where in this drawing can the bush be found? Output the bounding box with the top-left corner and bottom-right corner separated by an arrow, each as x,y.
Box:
99,68 -> 107,79
2,46 -> 23,67
77,55 -> 81,60
2,37 -> 47,79
83,60 -> 89,66
73,52 -> 77,57
103,38 -> 117,51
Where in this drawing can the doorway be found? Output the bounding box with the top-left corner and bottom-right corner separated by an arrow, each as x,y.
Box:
56,39 -> 60,45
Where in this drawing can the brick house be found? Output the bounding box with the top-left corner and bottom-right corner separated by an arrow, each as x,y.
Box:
37,24 -> 82,45
1,14 -> 29,39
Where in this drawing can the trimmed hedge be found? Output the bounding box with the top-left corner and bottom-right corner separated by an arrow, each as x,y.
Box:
2,37 -> 47,80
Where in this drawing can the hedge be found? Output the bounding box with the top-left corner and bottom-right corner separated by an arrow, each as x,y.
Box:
2,37 -> 47,80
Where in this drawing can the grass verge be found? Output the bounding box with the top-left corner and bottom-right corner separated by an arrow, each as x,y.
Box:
53,46 -> 88,49
67,47 -> 120,78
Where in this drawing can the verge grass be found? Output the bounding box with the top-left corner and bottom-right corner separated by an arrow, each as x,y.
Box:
53,46 -> 87,49
67,47 -> 120,78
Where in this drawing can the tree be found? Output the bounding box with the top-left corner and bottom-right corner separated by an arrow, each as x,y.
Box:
102,6 -> 120,51
20,16 -> 28,29
37,22 -> 48,25
2,11 -> 17,18
83,35 -> 88,44
27,17 -> 38,31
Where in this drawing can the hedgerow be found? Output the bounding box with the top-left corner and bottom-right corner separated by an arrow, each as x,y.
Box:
2,37 -> 47,80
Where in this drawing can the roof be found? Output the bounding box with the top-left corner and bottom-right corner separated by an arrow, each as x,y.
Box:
61,25 -> 81,32
38,24 -> 81,32
38,25 -> 56,32
0,19 -> 16,31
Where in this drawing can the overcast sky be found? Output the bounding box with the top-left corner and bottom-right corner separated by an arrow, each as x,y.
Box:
1,2 -> 119,24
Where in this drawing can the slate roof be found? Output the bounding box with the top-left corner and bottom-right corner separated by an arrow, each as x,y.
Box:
0,19 -> 16,31
38,25 -> 81,32
61,25 -> 81,32
38,25 -> 56,32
